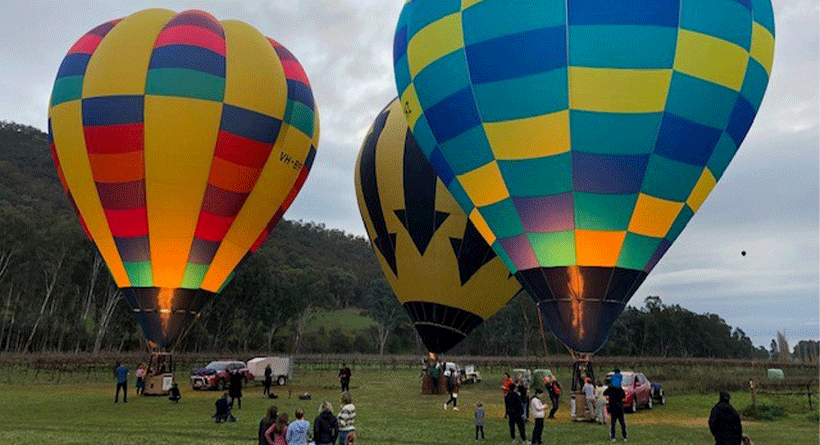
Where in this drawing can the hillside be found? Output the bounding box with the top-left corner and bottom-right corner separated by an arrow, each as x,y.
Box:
0,121 -> 812,361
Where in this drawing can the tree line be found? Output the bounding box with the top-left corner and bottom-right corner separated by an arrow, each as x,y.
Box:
0,121 -> 814,360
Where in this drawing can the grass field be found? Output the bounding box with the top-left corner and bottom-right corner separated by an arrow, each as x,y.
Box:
0,365 -> 817,445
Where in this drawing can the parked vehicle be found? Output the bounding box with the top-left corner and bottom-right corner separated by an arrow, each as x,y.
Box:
605,371 -> 653,412
459,365 -> 481,384
190,360 -> 252,390
532,369 -> 554,391
247,356 -> 291,386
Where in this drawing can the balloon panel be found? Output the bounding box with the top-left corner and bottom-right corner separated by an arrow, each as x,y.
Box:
395,0 -> 774,352
355,98 -> 521,354
49,10 -> 319,349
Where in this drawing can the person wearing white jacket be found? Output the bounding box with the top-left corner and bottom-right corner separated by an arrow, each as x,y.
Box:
530,388 -> 547,445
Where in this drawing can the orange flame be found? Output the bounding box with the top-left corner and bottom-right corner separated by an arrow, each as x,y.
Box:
566,266 -> 585,339
157,287 -> 174,328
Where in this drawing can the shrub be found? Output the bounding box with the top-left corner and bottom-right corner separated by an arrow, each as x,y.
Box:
741,403 -> 788,421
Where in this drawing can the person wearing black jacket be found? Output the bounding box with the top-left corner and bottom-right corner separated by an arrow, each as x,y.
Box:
314,401 -> 339,445
709,391 -> 743,445
603,371 -> 627,442
229,370 -> 244,409
544,376 -> 561,419
504,387 -> 527,443
213,392 -> 234,423
263,365 -> 273,397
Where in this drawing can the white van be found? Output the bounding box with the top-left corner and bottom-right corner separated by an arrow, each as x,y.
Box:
247,356 -> 291,386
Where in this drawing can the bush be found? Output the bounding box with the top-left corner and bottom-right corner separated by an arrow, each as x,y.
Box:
741,403 -> 788,421
328,328 -> 352,353
806,411 -> 819,422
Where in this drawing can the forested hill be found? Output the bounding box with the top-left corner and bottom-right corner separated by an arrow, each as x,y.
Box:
0,121 -> 384,354
0,121 -> 816,361
0,122 -> 69,226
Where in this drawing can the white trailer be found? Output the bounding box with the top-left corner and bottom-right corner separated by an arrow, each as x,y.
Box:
247,356 -> 291,386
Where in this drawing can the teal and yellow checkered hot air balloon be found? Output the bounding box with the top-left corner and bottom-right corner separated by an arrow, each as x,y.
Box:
393,0 -> 774,354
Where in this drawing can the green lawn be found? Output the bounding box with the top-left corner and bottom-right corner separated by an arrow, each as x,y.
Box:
0,367 -> 816,444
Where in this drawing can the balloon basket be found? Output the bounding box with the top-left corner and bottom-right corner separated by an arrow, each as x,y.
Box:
420,354 -> 447,395
569,353 -> 596,422
142,352 -> 175,396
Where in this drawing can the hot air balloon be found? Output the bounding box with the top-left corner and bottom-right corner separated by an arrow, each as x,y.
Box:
48,9 -> 319,350
393,0 -> 774,356
355,98 -> 521,355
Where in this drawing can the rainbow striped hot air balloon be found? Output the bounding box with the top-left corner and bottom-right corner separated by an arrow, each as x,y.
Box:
48,9 -> 319,350
394,0 -> 774,353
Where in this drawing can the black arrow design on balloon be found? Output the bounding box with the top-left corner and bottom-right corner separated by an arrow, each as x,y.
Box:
394,129 -> 449,256
450,219 -> 497,286
359,106 -> 398,275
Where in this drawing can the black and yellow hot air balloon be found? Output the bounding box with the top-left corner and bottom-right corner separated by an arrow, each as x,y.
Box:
355,98 -> 521,354
48,9 -> 319,350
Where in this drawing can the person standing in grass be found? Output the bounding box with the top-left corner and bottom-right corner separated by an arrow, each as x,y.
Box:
544,375 -> 561,419
444,374 -> 459,410
259,406 -> 278,445
114,361 -> 128,403
337,391 -> 356,445
504,385 -> 527,443
501,372 -> 514,395
135,363 -> 146,396
263,365 -> 273,397
474,401 -> 485,441
230,369 -> 244,409
286,408 -> 310,445
583,377 -> 596,421
339,363 -> 351,392
594,379 -> 607,425
313,401 -> 339,445
530,388 -> 547,444
709,391 -> 742,445
604,370 -> 627,442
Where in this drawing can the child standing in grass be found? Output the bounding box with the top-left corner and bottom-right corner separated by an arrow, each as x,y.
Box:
474,401 -> 485,441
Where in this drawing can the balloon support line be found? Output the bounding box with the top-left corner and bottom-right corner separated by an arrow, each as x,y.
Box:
414,321 -> 466,336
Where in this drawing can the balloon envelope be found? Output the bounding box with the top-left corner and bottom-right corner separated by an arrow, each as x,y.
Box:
355,98 -> 521,354
49,9 -> 319,349
394,0 -> 774,353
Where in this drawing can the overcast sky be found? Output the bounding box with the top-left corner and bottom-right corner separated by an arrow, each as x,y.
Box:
0,0 -> 816,349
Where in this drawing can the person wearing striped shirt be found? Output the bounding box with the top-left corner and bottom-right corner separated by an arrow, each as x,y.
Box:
337,391 -> 356,445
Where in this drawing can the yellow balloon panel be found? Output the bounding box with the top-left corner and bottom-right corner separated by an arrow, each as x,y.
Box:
144,96 -> 221,288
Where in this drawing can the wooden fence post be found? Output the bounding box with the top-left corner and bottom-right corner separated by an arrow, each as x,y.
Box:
749,378 -> 757,416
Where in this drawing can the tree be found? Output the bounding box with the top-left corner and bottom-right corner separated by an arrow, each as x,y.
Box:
769,339 -> 779,360
287,267 -> 328,353
363,278 -> 406,355
22,247 -> 65,352
777,331 -> 790,362
325,267 -> 357,309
